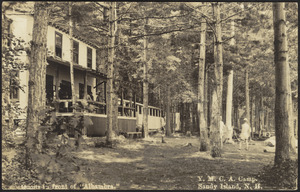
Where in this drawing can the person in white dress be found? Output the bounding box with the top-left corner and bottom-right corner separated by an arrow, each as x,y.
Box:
220,116 -> 226,147
239,118 -> 250,150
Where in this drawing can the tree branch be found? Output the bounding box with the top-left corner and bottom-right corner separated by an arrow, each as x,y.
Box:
115,12 -> 193,23
129,25 -> 201,39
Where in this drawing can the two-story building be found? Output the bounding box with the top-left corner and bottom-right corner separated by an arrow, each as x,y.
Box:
5,10 -> 165,137
5,10 -> 136,136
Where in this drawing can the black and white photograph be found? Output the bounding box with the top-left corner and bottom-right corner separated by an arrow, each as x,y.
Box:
2,1 -> 298,190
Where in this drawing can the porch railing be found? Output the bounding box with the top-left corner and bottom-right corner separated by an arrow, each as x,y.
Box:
53,99 -> 106,114
51,99 -> 135,117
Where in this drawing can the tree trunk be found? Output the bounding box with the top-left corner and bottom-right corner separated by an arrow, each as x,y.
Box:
106,2 -> 117,145
210,2 -> 223,157
165,86 -> 171,136
128,87 -> 133,117
204,62 -> 208,129
265,107 -> 269,132
112,90 -> 119,134
250,96 -> 254,138
225,70 -> 234,142
69,2 -> 76,109
259,96 -> 264,136
226,20 -> 235,137
142,17 -> 149,138
68,2 -> 81,149
207,77 -> 212,130
186,103 -> 192,134
26,2 -> 49,163
273,2 -> 293,165
198,18 -> 209,151
255,97 -> 259,134
112,12 -> 121,136
180,102 -> 185,133
245,69 -> 250,124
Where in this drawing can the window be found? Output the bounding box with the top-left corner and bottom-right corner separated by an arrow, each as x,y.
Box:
55,32 -> 62,58
73,41 -> 79,64
79,83 -> 84,99
10,71 -> 19,100
46,75 -> 54,103
87,47 -> 92,68
59,80 -> 71,99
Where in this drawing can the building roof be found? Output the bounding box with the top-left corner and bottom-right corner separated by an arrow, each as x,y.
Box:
47,56 -> 107,79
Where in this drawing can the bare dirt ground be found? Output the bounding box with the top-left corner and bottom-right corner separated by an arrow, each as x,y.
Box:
3,132 -> 297,190
71,133 -> 284,190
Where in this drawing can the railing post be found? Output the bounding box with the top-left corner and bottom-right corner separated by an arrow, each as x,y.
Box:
134,94 -> 136,117
121,90 -> 124,116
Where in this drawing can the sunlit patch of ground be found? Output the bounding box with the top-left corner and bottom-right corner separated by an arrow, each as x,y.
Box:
73,148 -> 143,163
68,133 -> 291,190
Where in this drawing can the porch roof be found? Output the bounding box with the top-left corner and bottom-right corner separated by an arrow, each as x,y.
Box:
47,56 -> 107,79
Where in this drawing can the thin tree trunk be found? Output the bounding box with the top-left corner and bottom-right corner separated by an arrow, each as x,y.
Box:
129,88 -> 133,117
210,2 -> 223,157
198,18 -> 209,151
69,2 -> 76,109
255,97 -> 259,134
250,96 -> 254,138
207,77 -> 212,130
265,107 -> 269,132
112,90 -> 119,133
204,63 -> 208,129
180,102 -> 185,133
259,96 -> 264,136
166,86 -> 171,136
142,17 -> 149,138
237,107 -> 240,129
106,2 -> 117,145
273,2 -> 293,165
68,2 -> 81,149
226,19 -> 235,140
225,70 -> 234,142
245,69 -> 250,124
112,9 -> 120,135
26,2 -> 49,163
186,103 -> 192,134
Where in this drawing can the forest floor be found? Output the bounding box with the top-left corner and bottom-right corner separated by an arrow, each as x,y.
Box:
3,132 -> 297,190
69,132 -> 296,190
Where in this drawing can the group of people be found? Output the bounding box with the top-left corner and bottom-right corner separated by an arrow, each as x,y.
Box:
220,117 -> 251,150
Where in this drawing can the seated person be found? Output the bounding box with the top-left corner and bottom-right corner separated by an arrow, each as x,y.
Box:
87,92 -> 94,101
96,92 -> 101,102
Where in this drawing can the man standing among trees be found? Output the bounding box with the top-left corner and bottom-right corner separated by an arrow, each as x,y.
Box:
239,118 -> 250,150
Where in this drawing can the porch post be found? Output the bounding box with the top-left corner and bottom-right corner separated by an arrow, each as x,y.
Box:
84,71 -> 88,99
129,90 -> 132,117
121,89 -> 124,116
55,65 -> 60,112
134,93 -> 136,117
